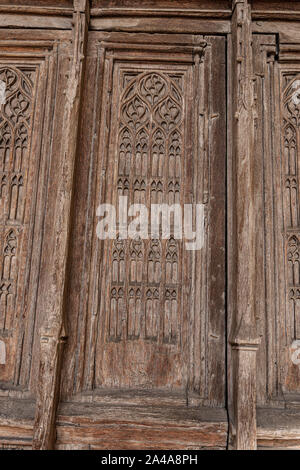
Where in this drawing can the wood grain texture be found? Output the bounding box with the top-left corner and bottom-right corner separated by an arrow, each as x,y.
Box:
32,0 -> 90,450
90,17 -> 230,33
60,32 -> 226,411
0,14 -> 72,29
0,35 -> 72,394
55,404 -> 228,450
252,1 -> 300,20
252,30 -> 300,410
252,34 -> 278,407
0,0 -> 300,452
91,0 -> 231,10
257,408 -> 300,449
229,0 -> 260,450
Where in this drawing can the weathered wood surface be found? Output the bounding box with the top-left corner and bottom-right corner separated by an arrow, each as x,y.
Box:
0,15 -> 72,29
0,31 -> 74,393
55,404 -> 228,450
0,398 -> 228,450
32,0 -> 90,450
0,0 -> 300,451
0,397 -> 34,449
229,0 -> 260,450
257,408 -> 300,449
252,34 -> 278,407
90,17 -> 230,33
90,0 -> 232,11
59,31 -> 226,409
252,0 -> 300,20
251,25 -> 300,409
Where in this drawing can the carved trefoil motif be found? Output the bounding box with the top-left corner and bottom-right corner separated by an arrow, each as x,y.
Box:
0,229 -> 17,331
106,69 -> 185,346
0,66 -> 36,335
283,77 -> 300,339
287,235 -> 300,339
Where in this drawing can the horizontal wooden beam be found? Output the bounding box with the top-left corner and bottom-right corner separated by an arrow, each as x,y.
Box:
90,7 -> 232,18
1,4 -> 300,23
90,17 -> 230,33
0,5 -> 73,16
252,10 -> 300,21
0,14 -> 72,29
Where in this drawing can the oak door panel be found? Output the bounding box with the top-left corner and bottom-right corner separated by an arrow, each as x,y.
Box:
62,34 -> 226,407
0,38 -> 72,390
254,34 -> 300,404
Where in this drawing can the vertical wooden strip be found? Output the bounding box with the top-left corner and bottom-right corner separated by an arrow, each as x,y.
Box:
229,0 -> 260,450
32,0 -> 90,450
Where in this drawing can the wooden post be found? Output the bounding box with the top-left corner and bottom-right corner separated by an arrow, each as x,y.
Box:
230,0 -> 260,450
32,0 -> 89,450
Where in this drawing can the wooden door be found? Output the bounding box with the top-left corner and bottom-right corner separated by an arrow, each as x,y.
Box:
58,32 -> 227,448
4,0 -> 300,452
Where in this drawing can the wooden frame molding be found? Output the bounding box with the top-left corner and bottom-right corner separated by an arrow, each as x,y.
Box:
229,0 -> 260,450
32,0 -> 90,450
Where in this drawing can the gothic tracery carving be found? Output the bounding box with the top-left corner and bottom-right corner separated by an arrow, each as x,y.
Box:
0,66 -> 35,333
107,70 -> 184,344
283,77 -> 300,339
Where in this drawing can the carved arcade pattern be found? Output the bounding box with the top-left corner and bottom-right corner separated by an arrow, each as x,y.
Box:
287,235 -> 300,339
283,77 -> 300,339
0,66 -> 35,333
107,70 -> 183,344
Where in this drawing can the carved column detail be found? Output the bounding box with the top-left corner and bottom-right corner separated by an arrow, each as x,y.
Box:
230,0 -> 260,450
32,0 -> 90,450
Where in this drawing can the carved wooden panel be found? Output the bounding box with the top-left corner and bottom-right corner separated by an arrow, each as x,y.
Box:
98,65 -> 187,389
0,62 -> 39,385
62,33 -> 226,407
0,66 -> 36,332
108,71 -> 183,345
0,38 -> 71,390
281,71 -> 300,394
283,77 -> 300,344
